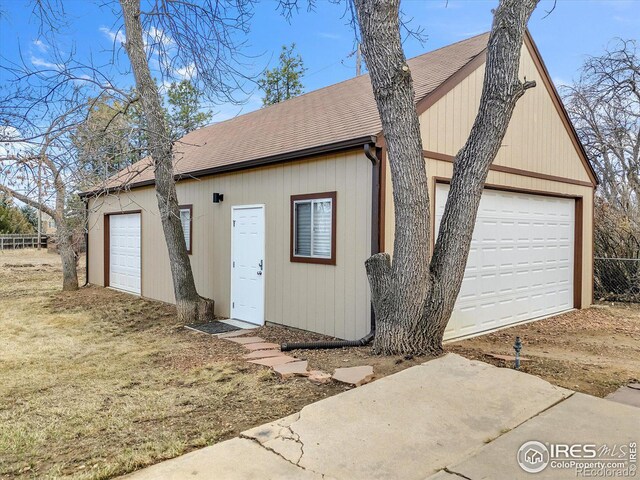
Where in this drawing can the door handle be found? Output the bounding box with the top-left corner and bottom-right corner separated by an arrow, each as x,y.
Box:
257,271 -> 262,276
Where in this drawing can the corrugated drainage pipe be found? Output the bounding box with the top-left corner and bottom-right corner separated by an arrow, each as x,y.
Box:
281,331 -> 374,352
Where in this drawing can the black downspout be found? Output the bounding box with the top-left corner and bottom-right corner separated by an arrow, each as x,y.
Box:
82,197 -> 89,287
281,143 -> 381,352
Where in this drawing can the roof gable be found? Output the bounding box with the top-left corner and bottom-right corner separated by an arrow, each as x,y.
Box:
416,31 -> 597,187
522,32 -> 598,186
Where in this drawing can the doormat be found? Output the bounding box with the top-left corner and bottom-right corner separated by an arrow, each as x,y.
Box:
186,321 -> 241,335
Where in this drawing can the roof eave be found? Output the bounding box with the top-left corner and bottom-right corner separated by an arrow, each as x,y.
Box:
79,134 -> 378,198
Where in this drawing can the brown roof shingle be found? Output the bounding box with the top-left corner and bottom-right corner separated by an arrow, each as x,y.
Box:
101,32 -> 489,190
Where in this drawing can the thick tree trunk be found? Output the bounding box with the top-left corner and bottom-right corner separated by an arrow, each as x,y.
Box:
53,177 -> 79,291
356,0 -> 432,355
121,0 -> 214,322
58,227 -> 78,291
356,0 -> 538,355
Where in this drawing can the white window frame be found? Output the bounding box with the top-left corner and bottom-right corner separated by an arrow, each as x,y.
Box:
179,205 -> 192,254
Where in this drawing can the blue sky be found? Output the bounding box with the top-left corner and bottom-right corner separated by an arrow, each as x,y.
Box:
1,0 -> 638,121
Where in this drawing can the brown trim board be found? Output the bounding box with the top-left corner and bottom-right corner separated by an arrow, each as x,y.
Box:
574,198 -> 584,309
81,136 -> 377,198
415,48 -> 488,116
591,189 -> 595,305
432,177 -> 584,309
424,150 -> 594,188
103,210 -> 142,289
103,214 -> 109,287
378,147 -> 387,253
289,191 -> 337,266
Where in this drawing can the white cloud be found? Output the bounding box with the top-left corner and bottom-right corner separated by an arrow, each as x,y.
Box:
71,73 -> 94,86
32,39 -> 49,53
30,56 -> 63,70
0,126 -> 32,158
175,63 -> 196,80
318,32 -> 341,40
552,76 -> 570,88
146,26 -> 174,48
99,26 -> 126,44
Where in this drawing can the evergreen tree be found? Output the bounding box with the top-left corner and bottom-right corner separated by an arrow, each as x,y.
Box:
166,80 -> 213,139
0,196 -> 35,234
72,95 -> 139,183
258,44 -> 306,106
19,205 -> 38,230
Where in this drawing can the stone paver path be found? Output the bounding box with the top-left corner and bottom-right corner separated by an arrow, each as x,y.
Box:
243,342 -> 280,351
217,329 -> 258,338
247,355 -> 297,367
273,360 -> 309,379
332,366 -> 374,386
214,331 -> 375,387
242,350 -> 284,359
225,336 -> 266,344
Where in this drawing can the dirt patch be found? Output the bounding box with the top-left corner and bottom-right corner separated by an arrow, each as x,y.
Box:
0,250 -> 418,480
254,324 -> 432,379
448,304 -> 640,397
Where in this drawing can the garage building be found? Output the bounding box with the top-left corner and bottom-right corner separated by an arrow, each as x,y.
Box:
83,31 -> 597,341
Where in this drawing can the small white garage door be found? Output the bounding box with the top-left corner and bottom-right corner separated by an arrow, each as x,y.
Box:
109,213 -> 141,295
435,184 -> 574,340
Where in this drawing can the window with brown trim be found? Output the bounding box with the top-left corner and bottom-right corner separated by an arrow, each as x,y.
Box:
179,205 -> 193,254
290,192 -> 336,265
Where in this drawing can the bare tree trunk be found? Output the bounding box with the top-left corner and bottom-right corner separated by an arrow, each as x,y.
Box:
58,226 -> 79,291
355,0 -> 538,355
54,180 -> 78,291
121,0 -> 214,322
0,181 -> 78,290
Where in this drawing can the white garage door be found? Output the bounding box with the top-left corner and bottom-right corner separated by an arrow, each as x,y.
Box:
435,184 -> 574,340
109,213 -> 141,295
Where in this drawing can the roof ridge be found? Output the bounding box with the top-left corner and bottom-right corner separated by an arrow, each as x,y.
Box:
415,31 -> 490,58
270,31 -> 491,106
184,31 -> 491,136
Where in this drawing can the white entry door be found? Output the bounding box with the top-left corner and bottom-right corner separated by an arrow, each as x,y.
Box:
109,213 -> 141,295
231,205 -> 265,325
435,184 -> 574,340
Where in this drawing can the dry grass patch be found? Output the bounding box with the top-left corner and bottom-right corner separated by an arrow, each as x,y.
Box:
0,251 -> 353,479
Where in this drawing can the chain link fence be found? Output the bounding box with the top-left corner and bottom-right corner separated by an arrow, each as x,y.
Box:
594,257 -> 640,303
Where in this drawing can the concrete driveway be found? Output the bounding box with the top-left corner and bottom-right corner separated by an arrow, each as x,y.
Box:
123,354 -> 638,480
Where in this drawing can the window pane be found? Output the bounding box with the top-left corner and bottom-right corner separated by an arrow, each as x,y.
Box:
180,208 -> 191,250
295,202 -> 312,256
312,200 -> 332,258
